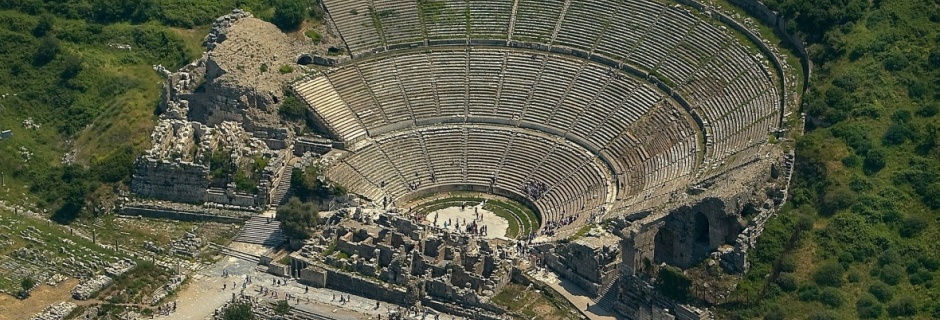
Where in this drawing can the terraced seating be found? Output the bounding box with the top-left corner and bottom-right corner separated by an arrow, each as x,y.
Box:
307,0 -> 786,235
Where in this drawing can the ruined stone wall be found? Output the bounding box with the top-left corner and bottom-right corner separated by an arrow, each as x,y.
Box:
131,159 -> 209,204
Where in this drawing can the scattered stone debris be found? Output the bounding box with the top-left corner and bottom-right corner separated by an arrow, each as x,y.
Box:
72,274 -> 113,300
29,301 -> 77,320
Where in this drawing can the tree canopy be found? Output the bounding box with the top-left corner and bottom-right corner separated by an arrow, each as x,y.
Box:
276,197 -> 320,240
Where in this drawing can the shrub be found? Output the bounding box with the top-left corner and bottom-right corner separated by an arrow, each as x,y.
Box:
888,296 -> 918,317
899,215 -> 928,238
819,287 -> 844,307
868,282 -> 893,302
272,0 -> 306,31
305,30 -> 322,43
879,264 -> 904,285
276,197 -> 320,240
260,63 -> 268,72
34,34 -> 60,65
656,266 -> 692,302
776,272 -> 798,292
909,270 -> 933,286
797,284 -> 820,301
278,65 -> 294,74
863,148 -> 887,174
878,249 -> 902,266
222,300 -> 255,320
778,255 -> 798,273
813,261 -> 845,287
856,294 -> 884,319
274,300 -> 290,314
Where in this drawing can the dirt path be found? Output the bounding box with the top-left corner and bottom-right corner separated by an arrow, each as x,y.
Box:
0,279 -> 79,320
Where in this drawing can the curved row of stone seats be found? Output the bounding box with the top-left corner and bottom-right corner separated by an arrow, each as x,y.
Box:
324,124 -> 615,220
357,58 -> 415,124
319,48 -> 667,150
374,0 -> 424,45
468,0 -> 512,38
606,134 -> 699,217
325,65 -> 387,129
421,0 -> 467,40
325,160 -> 386,201
512,0 -> 562,43
341,139 -> 410,198
322,0 -> 383,54
292,76 -> 368,143
318,0 -> 780,164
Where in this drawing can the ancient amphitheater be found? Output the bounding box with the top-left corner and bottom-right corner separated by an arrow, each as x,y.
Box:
299,0 -> 790,238
126,0 -> 803,318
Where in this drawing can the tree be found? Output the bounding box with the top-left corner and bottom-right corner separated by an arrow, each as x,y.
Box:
222,301 -> 255,320
18,276 -> 35,298
868,281 -> 893,302
61,54 -> 83,80
813,261 -> 844,287
888,296 -> 918,317
32,13 -> 54,37
274,300 -> 291,314
863,148 -> 886,174
276,197 -> 320,240
856,294 -> 884,319
272,0 -> 306,31
34,35 -> 60,65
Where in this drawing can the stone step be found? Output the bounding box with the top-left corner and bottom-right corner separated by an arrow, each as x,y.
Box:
233,216 -> 288,247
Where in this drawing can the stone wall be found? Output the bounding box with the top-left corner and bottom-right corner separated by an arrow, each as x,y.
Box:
131,158 -> 209,204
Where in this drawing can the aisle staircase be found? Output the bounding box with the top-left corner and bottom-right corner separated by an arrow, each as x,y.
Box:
233,216 -> 288,248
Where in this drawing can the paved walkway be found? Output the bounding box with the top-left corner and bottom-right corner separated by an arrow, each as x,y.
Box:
158,244 -> 470,319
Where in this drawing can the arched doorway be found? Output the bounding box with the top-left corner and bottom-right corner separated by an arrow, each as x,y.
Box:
694,212 -> 710,245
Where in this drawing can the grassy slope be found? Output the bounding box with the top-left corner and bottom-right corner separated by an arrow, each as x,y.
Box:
718,1 -> 940,319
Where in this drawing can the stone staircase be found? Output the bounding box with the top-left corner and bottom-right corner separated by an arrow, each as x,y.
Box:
269,165 -> 294,207
209,243 -> 261,264
592,279 -> 620,313
233,216 -> 288,248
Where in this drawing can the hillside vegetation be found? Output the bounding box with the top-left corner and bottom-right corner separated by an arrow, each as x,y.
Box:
0,0 -> 313,223
718,0 -> 940,319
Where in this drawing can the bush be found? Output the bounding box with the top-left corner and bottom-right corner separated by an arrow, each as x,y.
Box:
819,287 -> 844,307
272,0 -> 306,31
776,272 -> 798,292
34,34 -> 60,65
778,255 -> 798,273
863,148 -> 887,174
797,284 -> 820,301
276,197 -> 320,240
278,95 -> 307,121
899,215 -> 928,238
305,30 -> 322,43
888,296 -> 918,317
868,281 -> 893,302
813,261 -> 845,287
274,300 -> 290,315
909,270 -> 933,286
656,266 -> 692,302
878,248 -> 902,266
879,264 -> 904,285
61,54 -> 83,80
278,65 -> 294,74
856,294 -> 884,319
33,13 -> 54,37
222,300 -> 255,320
